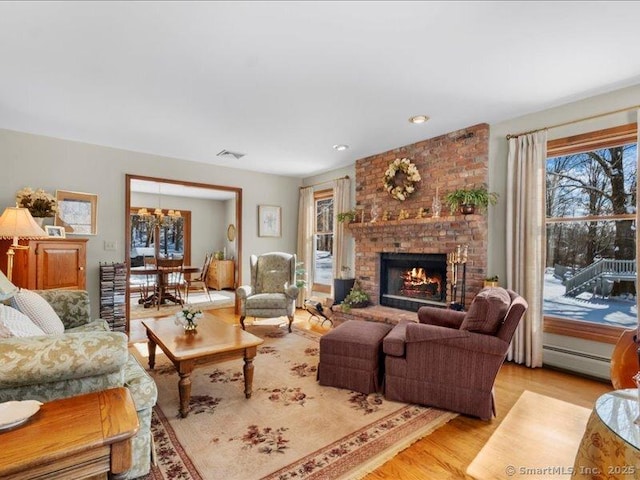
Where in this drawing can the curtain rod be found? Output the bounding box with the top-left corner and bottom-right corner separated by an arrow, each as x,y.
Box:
506,104 -> 640,140
299,175 -> 350,190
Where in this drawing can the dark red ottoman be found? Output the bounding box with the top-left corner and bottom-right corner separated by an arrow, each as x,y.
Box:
318,320 -> 393,394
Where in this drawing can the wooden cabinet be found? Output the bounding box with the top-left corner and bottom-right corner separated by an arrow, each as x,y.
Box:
207,259 -> 235,290
0,238 -> 87,290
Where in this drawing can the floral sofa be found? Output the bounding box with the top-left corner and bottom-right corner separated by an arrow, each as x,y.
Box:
0,289 -> 157,479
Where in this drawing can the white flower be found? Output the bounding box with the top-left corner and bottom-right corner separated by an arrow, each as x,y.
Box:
175,306 -> 203,326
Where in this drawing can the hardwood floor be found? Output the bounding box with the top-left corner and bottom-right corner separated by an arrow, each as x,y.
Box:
129,307 -> 613,479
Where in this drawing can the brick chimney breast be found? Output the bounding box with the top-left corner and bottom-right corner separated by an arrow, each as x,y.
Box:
351,123 -> 489,311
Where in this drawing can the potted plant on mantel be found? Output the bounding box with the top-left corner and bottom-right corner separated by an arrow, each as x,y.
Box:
445,186 -> 498,215
337,210 -> 358,223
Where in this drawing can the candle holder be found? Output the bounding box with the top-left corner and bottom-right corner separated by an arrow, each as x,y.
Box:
432,195 -> 442,218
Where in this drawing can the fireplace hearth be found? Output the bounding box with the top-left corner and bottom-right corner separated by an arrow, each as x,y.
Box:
379,252 -> 447,311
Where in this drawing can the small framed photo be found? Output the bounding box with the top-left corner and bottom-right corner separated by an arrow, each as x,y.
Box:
45,225 -> 66,238
258,205 -> 281,237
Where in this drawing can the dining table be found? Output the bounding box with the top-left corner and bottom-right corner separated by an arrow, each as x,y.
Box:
131,264 -> 201,308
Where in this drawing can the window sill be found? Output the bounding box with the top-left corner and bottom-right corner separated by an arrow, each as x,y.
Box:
544,316 -> 627,344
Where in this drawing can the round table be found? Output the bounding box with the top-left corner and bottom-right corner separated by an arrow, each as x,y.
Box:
572,388 -> 640,478
131,265 -> 201,308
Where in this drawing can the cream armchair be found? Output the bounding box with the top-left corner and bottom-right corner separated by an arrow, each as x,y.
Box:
237,252 -> 299,332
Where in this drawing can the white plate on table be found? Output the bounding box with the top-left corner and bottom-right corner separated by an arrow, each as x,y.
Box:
0,400 -> 42,431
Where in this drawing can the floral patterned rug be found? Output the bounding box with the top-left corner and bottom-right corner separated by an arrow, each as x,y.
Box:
134,323 -> 457,480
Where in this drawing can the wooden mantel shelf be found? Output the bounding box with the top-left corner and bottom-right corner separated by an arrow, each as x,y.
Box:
347,214 -> 483,231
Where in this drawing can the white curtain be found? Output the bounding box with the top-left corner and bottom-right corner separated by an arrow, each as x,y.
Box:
332,177 -> 351,298
296,186 -> 314,307
506,130 -> 547,367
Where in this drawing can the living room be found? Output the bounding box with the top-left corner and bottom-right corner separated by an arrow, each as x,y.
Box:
1,2 -> 639,479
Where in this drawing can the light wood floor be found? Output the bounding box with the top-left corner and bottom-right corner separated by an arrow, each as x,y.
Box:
129,307 -> 613,480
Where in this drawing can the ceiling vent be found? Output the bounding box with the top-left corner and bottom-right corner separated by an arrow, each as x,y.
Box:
217,149 -> 246,160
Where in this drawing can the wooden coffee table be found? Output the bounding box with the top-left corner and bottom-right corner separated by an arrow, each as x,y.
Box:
142,313 -> 264,417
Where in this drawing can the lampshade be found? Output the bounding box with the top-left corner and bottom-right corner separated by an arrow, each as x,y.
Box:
0,268 -> 18,301
0,207 -> 48,241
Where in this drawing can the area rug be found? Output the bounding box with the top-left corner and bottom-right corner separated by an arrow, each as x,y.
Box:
133,322 -> 457,480
130,291 -> 234,320
466,390 -> 591,480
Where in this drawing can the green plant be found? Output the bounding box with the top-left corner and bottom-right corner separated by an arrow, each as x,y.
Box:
337,210 -> 358,223
341,279 -> 370,312
484,275 -> 499,282
444,186 -> 498,213
295,261 -> 307,289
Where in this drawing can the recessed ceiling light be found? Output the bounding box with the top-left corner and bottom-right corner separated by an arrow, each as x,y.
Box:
409,115 -> 430,124
333,144 -> 349,151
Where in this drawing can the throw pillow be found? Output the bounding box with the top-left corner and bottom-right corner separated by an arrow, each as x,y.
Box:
0,304 -> 46,337
10,289 -> 65,335
461,287 -> 511,335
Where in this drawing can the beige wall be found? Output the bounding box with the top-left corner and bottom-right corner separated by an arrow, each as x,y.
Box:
1,129 -> 302,317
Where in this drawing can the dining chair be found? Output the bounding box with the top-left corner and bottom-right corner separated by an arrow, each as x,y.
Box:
184,253 -> 212,303
155,256 -> 185,309
139,256 -> 157,303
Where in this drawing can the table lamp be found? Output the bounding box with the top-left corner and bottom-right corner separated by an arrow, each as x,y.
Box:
0,207 -> 48,282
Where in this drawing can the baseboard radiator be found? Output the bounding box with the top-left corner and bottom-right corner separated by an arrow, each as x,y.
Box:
543,345 -> 611,381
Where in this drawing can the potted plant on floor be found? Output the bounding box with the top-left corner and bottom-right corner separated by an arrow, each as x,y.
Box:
445,186 -> 498,215
341,279 -> 370,313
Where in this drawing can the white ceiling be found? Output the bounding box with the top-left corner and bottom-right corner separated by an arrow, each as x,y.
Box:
2,1 -> 640,178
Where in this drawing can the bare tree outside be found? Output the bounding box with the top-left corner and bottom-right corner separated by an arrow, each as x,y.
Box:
544,143 -> 637,326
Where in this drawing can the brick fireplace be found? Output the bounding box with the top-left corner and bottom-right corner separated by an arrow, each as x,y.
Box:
348,123 -> 489,314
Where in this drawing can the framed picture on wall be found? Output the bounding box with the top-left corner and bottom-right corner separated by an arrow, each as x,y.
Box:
55,190 -> 98,235
258,205 -> 281,237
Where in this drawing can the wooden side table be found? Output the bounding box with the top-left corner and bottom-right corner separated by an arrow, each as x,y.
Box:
0,387 -> 139,480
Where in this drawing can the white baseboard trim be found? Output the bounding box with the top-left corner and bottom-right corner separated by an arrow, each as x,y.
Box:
543,344 -> 611,381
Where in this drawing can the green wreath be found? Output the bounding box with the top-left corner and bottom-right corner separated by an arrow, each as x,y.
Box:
383,158 -> 421,201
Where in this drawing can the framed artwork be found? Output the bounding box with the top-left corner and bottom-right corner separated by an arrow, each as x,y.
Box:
55,190 -> 98,235
45,225 -> 66,238
258,205 -> 281,237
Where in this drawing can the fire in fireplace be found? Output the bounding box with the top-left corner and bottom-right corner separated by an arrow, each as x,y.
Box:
380,253 -> 447,311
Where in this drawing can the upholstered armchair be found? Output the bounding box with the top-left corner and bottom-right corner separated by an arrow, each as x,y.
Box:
237,252 -> 299,332
0,289 -> 157,479
383,288 -> 528,420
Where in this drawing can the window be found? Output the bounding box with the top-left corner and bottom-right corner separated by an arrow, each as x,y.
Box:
544,124 -> 637,342
129,208 -> 191,266
313,190 -> 334,293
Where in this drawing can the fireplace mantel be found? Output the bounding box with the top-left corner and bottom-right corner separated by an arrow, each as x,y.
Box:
347,214 -> 484,235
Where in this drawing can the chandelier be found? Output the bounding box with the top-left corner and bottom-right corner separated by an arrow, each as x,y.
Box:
136,207 -> 181,227
137,184 -> 182,227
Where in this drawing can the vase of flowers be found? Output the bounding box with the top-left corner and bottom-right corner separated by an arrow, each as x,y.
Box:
15,187 -> 57,224
174,306 -> 203,332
